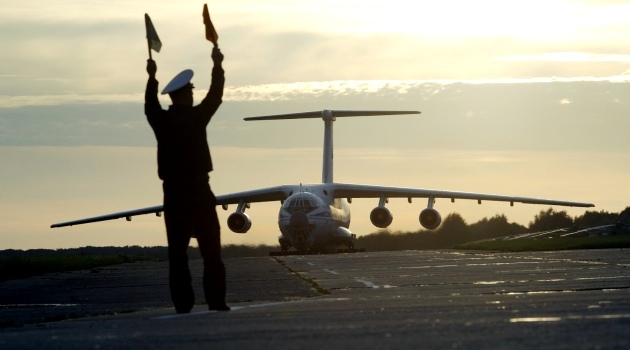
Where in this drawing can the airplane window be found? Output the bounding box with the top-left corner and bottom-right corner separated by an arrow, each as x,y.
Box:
286,198 -> 319,214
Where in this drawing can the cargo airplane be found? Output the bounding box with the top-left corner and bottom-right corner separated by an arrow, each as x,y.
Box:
51,109 -> 594,253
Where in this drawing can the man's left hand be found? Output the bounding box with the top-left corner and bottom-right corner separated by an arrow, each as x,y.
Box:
212,48 -> 223,64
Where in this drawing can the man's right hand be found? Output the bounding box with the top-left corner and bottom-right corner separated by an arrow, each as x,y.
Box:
147,59 -> 157,77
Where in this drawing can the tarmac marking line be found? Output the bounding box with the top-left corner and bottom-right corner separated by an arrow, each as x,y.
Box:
152,298 -> 350,320
152,301 -> 288,320
510,314 -> 630,323
355,278 -> 380,289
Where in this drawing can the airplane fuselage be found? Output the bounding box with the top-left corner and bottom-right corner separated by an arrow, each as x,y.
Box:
277,184 -> 353,252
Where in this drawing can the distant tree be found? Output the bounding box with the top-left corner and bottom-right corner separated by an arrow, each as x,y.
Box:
359,230 -> 392,251
438,213 -> 468,232
437,213 -> 469,245
528,208 -> 573,232
357,230 -> 424,252
619,207 -> 630,223
221,244 -> 276,258
469,214 -> 527,240
574,210 -> 619,228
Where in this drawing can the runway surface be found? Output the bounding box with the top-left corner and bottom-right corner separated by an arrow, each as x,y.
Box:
1,249 -> 629,349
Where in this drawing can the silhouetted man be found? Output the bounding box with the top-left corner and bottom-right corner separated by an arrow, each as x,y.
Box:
144,47 -> 229,313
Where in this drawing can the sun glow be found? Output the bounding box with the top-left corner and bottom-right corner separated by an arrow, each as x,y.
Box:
218,0 -> 630,42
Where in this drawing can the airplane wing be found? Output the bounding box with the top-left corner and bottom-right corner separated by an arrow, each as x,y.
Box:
332,183 -> 595,207
50,185 -> 292,228
215,185 -> 291,207
50,205 -> 164,228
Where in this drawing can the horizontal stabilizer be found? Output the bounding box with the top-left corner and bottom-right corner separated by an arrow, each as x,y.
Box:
245,109 -> 420,121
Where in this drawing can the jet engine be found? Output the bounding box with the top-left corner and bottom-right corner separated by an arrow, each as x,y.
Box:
370,207 -> 393,228
227,212 -> 252,233
419,208 -> 441,230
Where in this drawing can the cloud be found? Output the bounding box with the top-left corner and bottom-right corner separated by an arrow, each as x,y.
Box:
2,79 -> 629,156
4,2 -> 630,96
0,93 -> 143,108
500,52 -> 630,63
4,76 -> 630,108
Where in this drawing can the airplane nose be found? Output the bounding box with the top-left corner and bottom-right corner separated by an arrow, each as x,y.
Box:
289,211 -> 309,230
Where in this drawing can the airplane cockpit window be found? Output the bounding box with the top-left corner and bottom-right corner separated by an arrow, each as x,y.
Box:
286,198 -> 318,214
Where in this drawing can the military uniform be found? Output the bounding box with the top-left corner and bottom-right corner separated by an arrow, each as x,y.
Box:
144,48 -> 228,312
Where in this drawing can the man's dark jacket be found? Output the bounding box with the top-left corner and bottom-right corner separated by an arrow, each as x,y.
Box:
144,59 -> 224,181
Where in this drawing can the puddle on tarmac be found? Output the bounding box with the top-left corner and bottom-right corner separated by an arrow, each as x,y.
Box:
510,314 -> 630,323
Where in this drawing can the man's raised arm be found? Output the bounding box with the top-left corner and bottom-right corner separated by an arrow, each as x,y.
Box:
198,47 -> 224,121
144,59 -> 161,122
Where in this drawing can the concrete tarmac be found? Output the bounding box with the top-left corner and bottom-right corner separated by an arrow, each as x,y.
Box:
1,249 -> 629,349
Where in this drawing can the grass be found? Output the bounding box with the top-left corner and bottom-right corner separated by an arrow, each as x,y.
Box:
0,255 -> 150,282
456,235 -> 630,252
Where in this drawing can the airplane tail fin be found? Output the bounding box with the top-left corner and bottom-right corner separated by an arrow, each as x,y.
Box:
244,109 -> 421,184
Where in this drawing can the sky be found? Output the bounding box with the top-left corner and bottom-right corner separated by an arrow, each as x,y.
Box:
1,0 -> 629,250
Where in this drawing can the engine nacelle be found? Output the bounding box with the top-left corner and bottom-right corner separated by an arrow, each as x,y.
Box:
370,207 -> 393,228
227,212 -> 252,233
419,208 -> 442,230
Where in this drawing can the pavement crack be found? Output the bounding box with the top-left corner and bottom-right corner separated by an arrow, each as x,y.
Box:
271,257 -> 330,296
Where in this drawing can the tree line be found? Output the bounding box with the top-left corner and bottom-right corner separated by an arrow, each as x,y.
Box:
356,207 -> 630,252
2,207 -> 628,259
